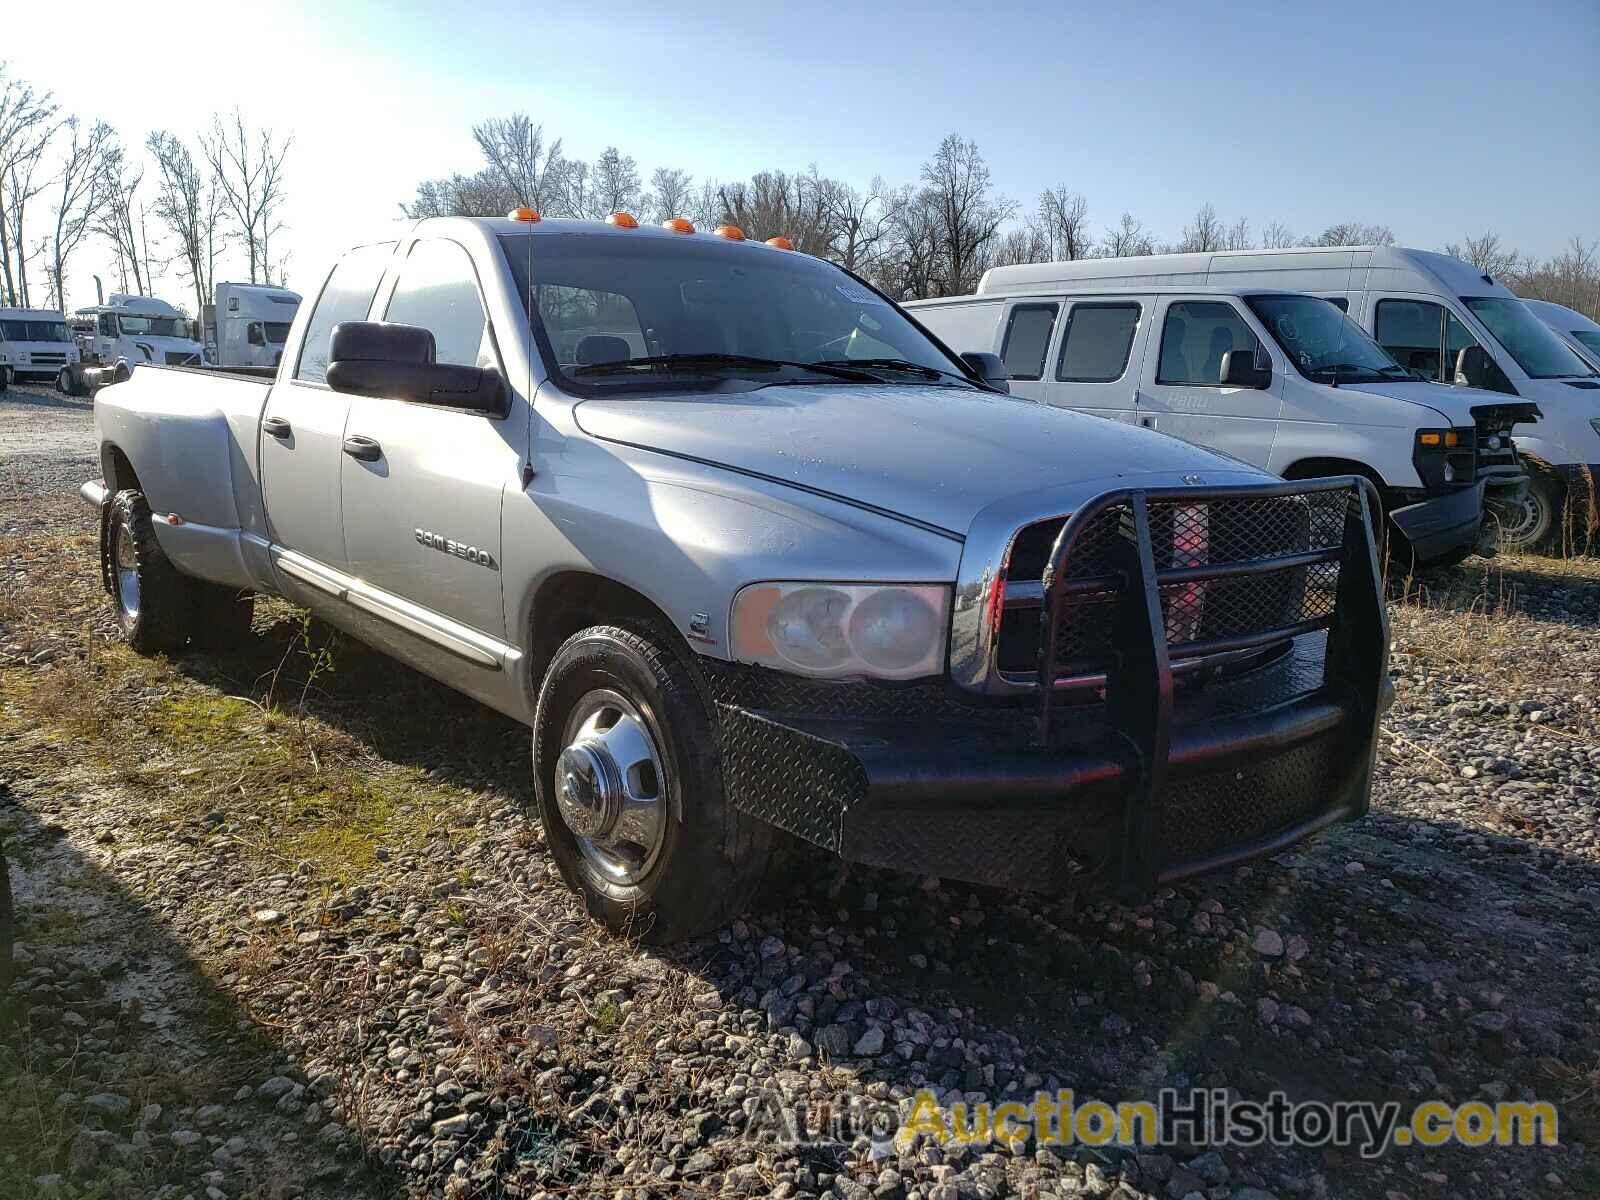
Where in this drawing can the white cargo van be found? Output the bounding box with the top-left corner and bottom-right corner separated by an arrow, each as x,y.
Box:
1522,299 -> 1600,373
908,283 -> 1539,567
969,247 -> 1596,547
204,282 -> 302,368
0,308 -> 82,385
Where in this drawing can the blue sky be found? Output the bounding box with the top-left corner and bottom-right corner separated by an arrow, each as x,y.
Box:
7,0 -> 1597,308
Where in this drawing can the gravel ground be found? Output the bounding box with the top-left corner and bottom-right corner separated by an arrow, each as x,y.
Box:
1,383 -> 1596,1200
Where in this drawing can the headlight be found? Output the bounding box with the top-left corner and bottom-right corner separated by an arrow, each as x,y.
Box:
730,582 -> 949,680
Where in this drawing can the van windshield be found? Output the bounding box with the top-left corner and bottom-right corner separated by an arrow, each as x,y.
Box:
0,319 -> 71,342
118,315 -> 192,339
1463,298 -> 1596,379
499,231 -> 975,393
1245,294 -> 1409,384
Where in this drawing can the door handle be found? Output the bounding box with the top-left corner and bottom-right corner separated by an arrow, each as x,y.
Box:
263,416 -> 292,439
342,435 -> 382,462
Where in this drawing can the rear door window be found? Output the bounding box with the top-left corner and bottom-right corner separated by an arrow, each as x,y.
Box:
1057,303 -> 1140,382
295,242 -> 394,384
1000,303 -> 1058,381
1156,301 -> 1262,386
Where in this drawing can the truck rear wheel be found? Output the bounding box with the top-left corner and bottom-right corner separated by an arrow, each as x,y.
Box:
106,489 -> 192,655
532,623 -> 771,944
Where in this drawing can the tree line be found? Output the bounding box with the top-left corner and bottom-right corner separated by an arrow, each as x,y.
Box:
408,113 -> 1600,320
0,62 -> 289,317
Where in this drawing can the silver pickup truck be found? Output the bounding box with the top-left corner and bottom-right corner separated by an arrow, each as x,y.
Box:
79,214 -> 1389,942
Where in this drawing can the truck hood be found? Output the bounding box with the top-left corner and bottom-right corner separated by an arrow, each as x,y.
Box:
1339,380 -> 1541,428
572,385 -> 1261,536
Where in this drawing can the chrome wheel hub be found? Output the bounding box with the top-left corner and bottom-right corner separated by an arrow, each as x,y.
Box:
555,690 -> 668,885
114,517 -> 140,619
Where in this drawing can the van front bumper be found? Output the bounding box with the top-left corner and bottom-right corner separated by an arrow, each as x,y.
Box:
1389,482 -> 1484,562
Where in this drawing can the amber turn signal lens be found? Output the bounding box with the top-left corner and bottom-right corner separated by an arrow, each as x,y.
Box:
606,212 -> 639,228
506,207 -> 540,222
714,224 -> 746,241
765,236 -> 795,251
662,217 -> 695,234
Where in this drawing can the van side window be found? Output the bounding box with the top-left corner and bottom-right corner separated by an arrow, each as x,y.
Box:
1000,303 -> 1058,381
295,242 -> 394,385
1156,302 -> 1262,387
384,239 -> 490,369
537,285 -> 647,367
1375,299 -> 1445,380
1057,303 -> 1140,382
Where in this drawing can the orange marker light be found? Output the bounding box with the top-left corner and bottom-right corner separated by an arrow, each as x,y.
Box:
714,224 -> 746,241
662,217 -> 696,234
506,207 -> 541,222
606,211 -> 639,228
765,236 -> 795,251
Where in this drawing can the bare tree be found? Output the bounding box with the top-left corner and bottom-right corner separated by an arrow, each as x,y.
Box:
1177,203 -> 1226,253
1100,212 -> 1154,258
1442,230 -> 1519,280
917,134 -> 1012,296
1261,220 -> 1297,249
1303,221 -> 1394,247
93,140 -> 148,294
648,166 -> 693,223
820,176 -> 901,274
1037,186 -> 1090,261
587,146 -> 643,218
148,129 -> 225,316
48,118 -> 111,312
0,66 -> 59,305
988,219 -> 1051,268
201,110 -> 290,284
473,114 -> 564,212
1507,236 -> 1600,321
1224,216 -> 1252,251
713,168 -> 835,255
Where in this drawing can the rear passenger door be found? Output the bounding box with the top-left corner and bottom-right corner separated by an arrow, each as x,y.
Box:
1136,297 -> 1281,468
997,300 -> 1059,403
339,236 -> 522,648
261,242 -> 393,593
1044,298 -> 1150,422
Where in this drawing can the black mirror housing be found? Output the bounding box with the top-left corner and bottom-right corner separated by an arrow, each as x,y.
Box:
327,321 -> 505,413
960,351 -> 1010,393
1220,350 -> 1271,389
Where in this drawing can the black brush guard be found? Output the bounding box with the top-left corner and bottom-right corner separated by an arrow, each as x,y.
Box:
717,477 -> 1389,895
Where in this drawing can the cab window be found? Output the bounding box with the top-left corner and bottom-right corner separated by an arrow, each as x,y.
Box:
1000,303 -> 1058,381
1375,299 -> 1449,380
295,242 -> 394,385
384,239 -> 490,369
1156,301 -> 1262,386
1057,303 -> 1139,382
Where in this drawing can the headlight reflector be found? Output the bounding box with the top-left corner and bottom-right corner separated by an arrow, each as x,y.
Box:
731,583 -> 949,680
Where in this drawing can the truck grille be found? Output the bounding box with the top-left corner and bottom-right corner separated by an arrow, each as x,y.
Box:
996,489 -> 1352,682
164,351 -> 200,366
29,351 -> 67,366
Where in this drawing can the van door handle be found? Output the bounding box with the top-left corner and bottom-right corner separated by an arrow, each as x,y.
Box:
263,416 -> 292,439
342,435 -> 382,462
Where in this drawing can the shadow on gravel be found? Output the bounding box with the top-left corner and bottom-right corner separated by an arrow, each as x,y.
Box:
159,606 -> 1600,1199
0,387 -> 93,414
0,788 -> 401,1198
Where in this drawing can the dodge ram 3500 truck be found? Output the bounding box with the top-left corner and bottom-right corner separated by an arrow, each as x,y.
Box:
79,213 -> 1389,943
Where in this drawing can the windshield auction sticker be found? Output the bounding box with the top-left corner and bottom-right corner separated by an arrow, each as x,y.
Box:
744,1087 -> 1558,1161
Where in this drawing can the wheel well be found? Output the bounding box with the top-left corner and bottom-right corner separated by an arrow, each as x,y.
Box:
1280,457 -> 1381,486
101,444 -> 140,495
526,571 -> 680,682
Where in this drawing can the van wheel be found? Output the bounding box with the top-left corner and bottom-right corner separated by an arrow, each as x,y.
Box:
190,582 -> 256,650
106,489 -> 192,654
532,623 -> 771,944
1499,474 -> 1560,552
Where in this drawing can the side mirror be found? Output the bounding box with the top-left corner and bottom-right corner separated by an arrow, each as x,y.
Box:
960,351 -> 1010,393
1454,345 -> 1490,388
326,321 -> 504,413
1220,350 -> 1271,389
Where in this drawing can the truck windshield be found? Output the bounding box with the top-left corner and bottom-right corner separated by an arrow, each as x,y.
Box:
118,315 -> 192,339
1245,294 -> 1409,384
1463,297 -> 1596,379
1573,330 -> 1600,356
0,319 -> 72,342
499,231 -> 975,392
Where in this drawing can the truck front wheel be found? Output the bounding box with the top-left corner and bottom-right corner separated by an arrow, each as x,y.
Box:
1499,472 -> 1561,552
106,489 -> 192,654
532,624 -> 771,944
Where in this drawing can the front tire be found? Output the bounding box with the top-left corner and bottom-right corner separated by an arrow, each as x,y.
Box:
1499,473 -> 1561,553
106,489 -> 191,654
532,624 -> 771,944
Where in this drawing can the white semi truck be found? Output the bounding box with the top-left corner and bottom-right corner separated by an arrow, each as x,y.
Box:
65,295 -> 205,394
204,282 -> 302,368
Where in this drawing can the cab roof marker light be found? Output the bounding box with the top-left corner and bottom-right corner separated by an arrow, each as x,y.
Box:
606,212 -> 639,228
765,236 -> 795,251
714,224 -> 746,241
662,217 -> 695,234
506,207 -> 541,223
